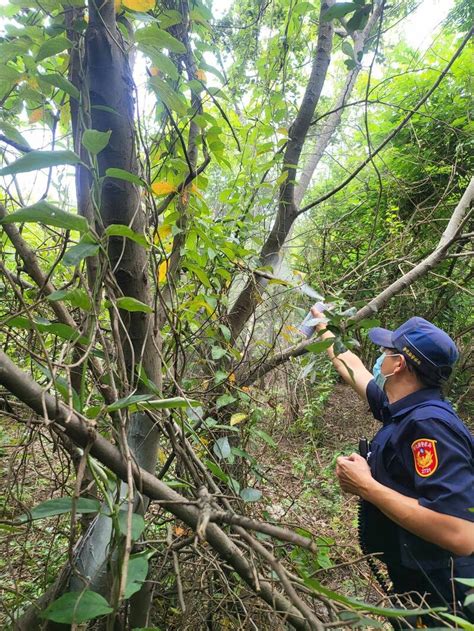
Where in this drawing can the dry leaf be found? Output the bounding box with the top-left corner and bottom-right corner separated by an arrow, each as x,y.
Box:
228,372 -> 236,383
173,525 -> 186,537
196,69 -> 207,82
29,109 -> 43,124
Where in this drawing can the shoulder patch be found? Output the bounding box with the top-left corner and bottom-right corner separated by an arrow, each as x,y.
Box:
411,438 -> 438,477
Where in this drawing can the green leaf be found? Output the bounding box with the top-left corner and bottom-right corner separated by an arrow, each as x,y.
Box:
36,36 -> 72,62
105,224 -> 148,248
439,613 -> 474,629
39,73 -> 80,99
240,488 -> 262,502
158,9 -> 183,29
105,168 -> 145,187
82,129 -> 112,155
107,394 -> 153,412
40,590 -> 112,624
184,262 -> 211,287
341,41 -> 354,57
47,288 -> 92,311
0,66 -> 21,86
0,40 -> 30,62
213,436 -> 231,460
304,577 -> 440,618
0,150 -> 81,176
306,339 -> 334,354
116,296 -> 153,313
322,2 -> 357,21
204,459 -> 229,484
216,394 -> 236,409
356,318 -> 380,329
138,397 -> 200,410
5,316 -> 89,344
63,237 -> 100,266
455,578 -> 474,587
17,497 -> 100,523
136,25 -> 186,54
346,6 -> 371,32
0,121 -> 30,148
34,361 -> 82,411
124,555 -> 149,599
142,48 -> 179,80
117,512 -> 145,541
211,346 -> 227,360
253,429 -> 277,448
150,76 -> 187,116
0,201 -> 88,233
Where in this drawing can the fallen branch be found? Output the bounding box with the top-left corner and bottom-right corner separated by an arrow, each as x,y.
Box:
0,350 -> 320,630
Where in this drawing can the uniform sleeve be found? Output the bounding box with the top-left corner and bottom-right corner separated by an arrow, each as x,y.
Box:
401,418 -> 474,522
366,379 -> 387,422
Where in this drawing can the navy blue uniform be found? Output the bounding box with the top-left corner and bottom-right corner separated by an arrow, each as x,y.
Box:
361,380 -> 474,616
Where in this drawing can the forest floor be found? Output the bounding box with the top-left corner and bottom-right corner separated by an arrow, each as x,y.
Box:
250,381 -> 390,621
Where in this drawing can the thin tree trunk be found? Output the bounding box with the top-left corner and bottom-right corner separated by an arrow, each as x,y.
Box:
227,0 -> 335,341
14,2 -> 164,624
294,2 -> 382,206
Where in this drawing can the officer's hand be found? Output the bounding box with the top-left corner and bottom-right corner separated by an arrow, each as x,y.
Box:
310,305 -> 325,320
336,453 -> 374,498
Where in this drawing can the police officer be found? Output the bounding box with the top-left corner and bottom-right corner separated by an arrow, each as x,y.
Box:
311,309 -> 474,626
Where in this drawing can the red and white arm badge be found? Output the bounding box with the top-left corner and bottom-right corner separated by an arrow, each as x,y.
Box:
411,438 -> 438,477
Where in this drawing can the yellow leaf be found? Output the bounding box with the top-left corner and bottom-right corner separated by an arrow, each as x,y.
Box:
123,0 -> 155,11
228,372 -> 236,383
157,259 -> 169,283
149,66 -> 159,76
151,181 -> 177,196
27,77 -> 39,90
196,69 -> 207,82
157,448 -> 168,465
230,413 -> 247,426
154,223 -> 172,243
28,108 -> 43,124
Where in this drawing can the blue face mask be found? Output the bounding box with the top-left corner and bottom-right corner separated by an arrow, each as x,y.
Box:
372,353 -> 387,389
372,352 -> 401,390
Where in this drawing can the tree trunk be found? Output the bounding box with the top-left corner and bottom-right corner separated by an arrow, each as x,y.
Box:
227,0 -> 335,341
16,2 -> 163,626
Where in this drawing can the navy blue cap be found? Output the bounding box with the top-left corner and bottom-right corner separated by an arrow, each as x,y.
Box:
368,317 -> 459,380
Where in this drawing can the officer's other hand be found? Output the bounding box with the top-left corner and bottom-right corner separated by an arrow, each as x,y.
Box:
336,453 -> 374,498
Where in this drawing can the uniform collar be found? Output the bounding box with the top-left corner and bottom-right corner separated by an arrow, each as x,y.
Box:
387,387 -> 443,419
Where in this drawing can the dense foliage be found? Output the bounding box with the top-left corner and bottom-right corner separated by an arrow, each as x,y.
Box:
0,0 -> 472,628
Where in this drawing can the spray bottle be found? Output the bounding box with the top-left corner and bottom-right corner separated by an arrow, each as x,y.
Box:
297,301 -> 329,338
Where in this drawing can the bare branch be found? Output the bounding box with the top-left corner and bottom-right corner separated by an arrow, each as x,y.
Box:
297,27 -> 473,216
